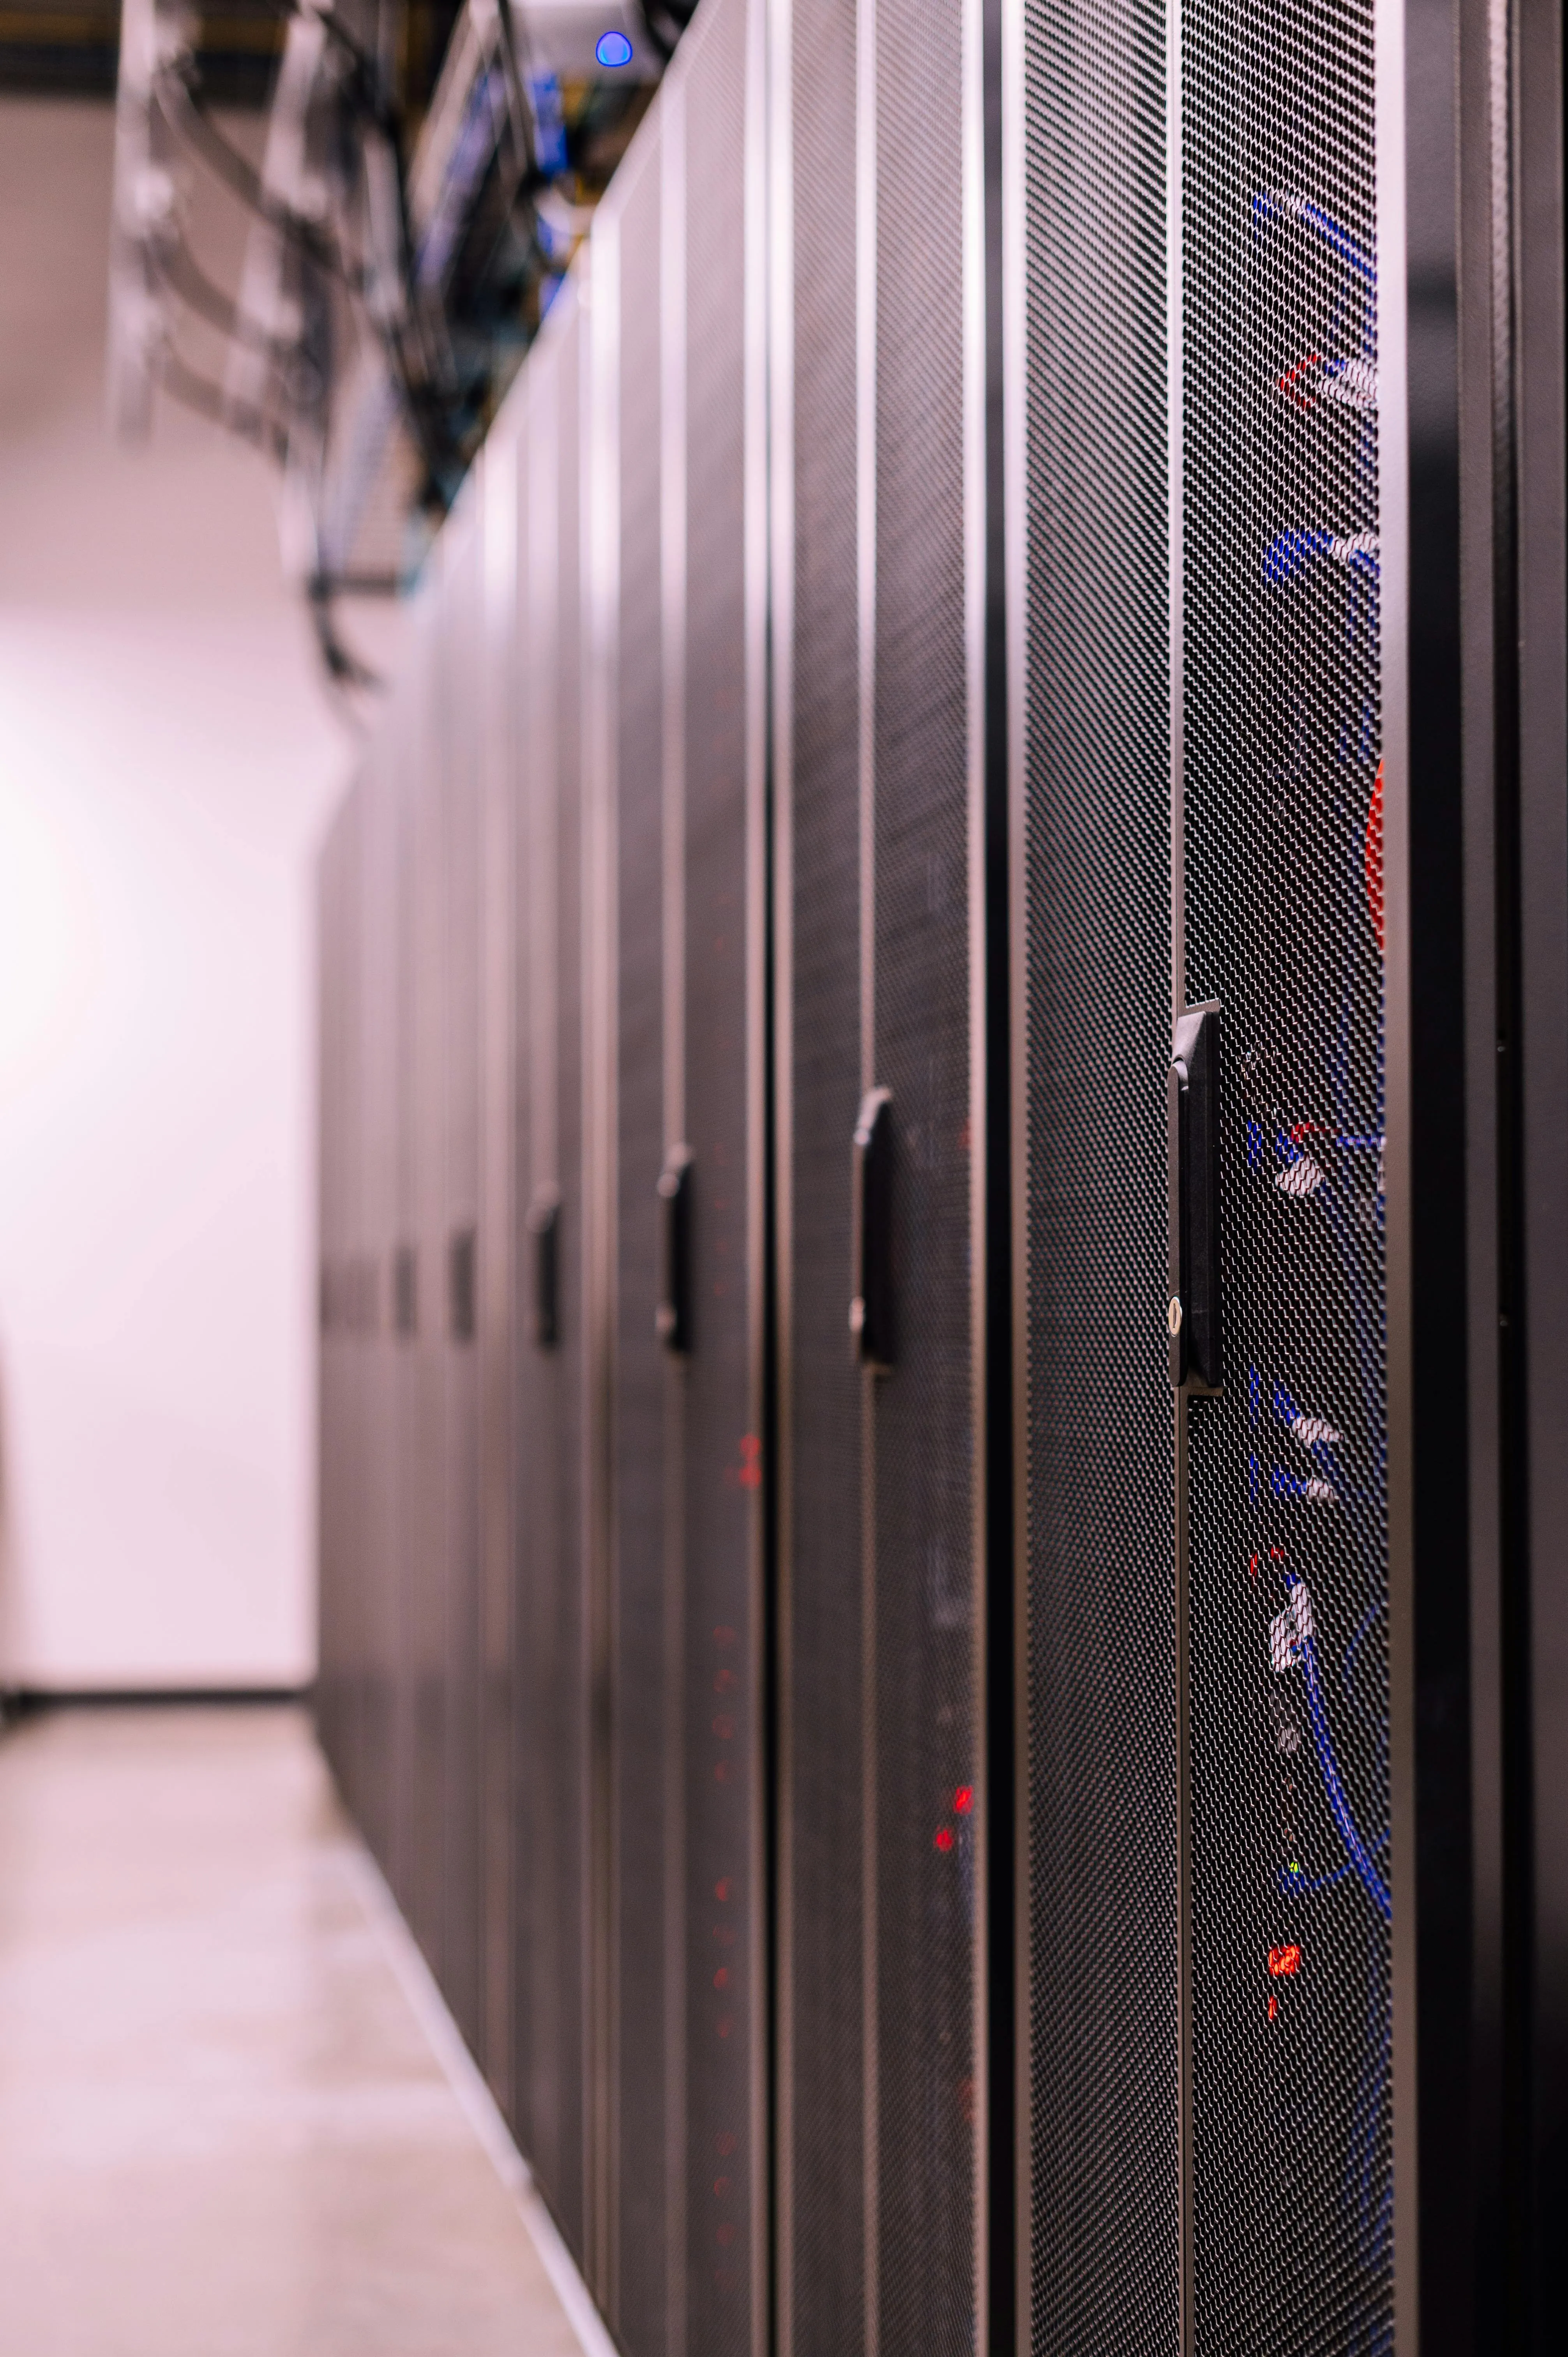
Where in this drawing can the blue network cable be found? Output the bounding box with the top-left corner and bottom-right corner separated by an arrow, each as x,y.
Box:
1284,1575 -> 1391,1921
1250,184 -> 1393,2346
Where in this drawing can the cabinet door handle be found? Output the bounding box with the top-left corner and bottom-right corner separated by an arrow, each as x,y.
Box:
850,1086 -> 895,1369
527,1187 -> 560,1351
657,1145 -> 693,1354
1169,1004 -> 1223,1391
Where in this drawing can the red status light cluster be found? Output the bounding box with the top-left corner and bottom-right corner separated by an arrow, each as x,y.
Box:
933,1786 -> 974,1852
1268,1943 -> 1302,1979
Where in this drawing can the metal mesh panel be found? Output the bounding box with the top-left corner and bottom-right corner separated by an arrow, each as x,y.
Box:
390,670 -> 422,1924
780,0 -> 864,2345
610,124 -> 673,2357
504,390 -> 539,2149
1018,3 -> 1180,2352
360,736 -> 402,1884
869,0 -> 976,2344
316,801 -> 350,1803
479,431 -> 521,2126
441,509 -> 485,2058
515,307 -> 592,2265
1180,7 -> 1391,2352
680,0 -> 758,2345
409,594 -> 452,1980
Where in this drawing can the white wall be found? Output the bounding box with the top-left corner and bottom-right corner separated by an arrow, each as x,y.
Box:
0,99 -> 371,1688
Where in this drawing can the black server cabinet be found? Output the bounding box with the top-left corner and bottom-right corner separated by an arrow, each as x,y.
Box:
512,292 -> 594,2269
1010,0 -> 1568,2349
320,777 -> 374,1839
358,737 -> 402,1883
1013,0 -> 1397,2344
773,0 -> 990,2347
1007,0 -> 1180,2350
316,798 -> 350,1802
407,587 -> 452,1981
388,676 -> 422,1926
477,422 -> 522,2120
663,0 -> 768,2348
438,502 -> 486,2057
590,106 -> 681,2355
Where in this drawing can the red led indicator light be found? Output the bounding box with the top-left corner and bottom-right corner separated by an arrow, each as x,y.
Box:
954,1785 -> 973,1815
1268,1944 -> 1302,1978
1268,1995 -> 1279,2021
713,1967 -> 729,1989
713,2177 -> 730,2199
717,2014 -> 734,2039
934,1827 -> 954,1852
715,1878 -> 733,1902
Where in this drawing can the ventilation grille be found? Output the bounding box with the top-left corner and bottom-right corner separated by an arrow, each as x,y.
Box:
780,0 -> 865,2343
870,0 -> 978,2343
1181,1 -> 1393,2348
610,122 -> 674,2357
678,0 -> 758,2348
1019,0 -> 1181,2348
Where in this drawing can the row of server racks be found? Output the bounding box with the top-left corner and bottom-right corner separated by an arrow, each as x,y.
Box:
317,0 -> 1568,2348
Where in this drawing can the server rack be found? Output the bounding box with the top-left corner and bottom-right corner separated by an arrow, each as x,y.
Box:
584,0 -> 771,2341
438,500 -> 486,2058
1006,2 -> 1568,2354
388,662 -> 423,1926
772,0 -> 996,2349
358,730 -> 402,1883
316,795 -> 350,1807
408,584 -> 453,1980
666,0 -> 769,2345
588,104 -> 680,2354
511,291 -> 595,2269
478,425 -> 522,2118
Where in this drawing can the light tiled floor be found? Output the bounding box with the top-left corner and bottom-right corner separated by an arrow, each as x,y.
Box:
0,1704 -> 590,2356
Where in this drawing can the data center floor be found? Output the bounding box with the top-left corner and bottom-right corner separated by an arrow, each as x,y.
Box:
0,1703 -> 587,2357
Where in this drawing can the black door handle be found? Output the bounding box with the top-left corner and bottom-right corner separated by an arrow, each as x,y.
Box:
1169,1003 -> 1223,1390
657,1145 -> 693,1354
850,1086 -> 895,1369
527,1187 -> 561,1350
449,1226 -> 477,1344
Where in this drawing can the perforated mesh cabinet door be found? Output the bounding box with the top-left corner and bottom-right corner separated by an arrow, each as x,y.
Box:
478,426 -> 522,2126
359,734 -> 402,1885
676,0 -> 766,2347
872,0 -> 983,2346
777,0 -> 986,2343
1014,1 -> 1181,2352
601,116 -> 679,2357
513,299 -> 593,2268
1017,0 -> 1393,2350
1180,10 -> 1392,2353
408,588 -> 452,1984
775,0 -> 864,2346
389,669 -> 422,1926
316,797 -> 350,1804
440,504 -> 486,2058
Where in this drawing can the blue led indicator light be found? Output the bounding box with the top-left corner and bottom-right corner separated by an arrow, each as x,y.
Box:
596,28 -> 633,65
